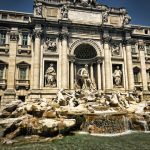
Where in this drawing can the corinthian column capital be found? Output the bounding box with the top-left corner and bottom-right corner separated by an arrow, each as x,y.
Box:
59,32 -> 69,40
33,29 -> 43,38
124,38 -> 136,46
138,40 -> 145,51
103,35 -> 111,44
10,31 -> 19,41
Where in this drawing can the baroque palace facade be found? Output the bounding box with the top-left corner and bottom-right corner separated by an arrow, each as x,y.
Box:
0,0 -> 150,106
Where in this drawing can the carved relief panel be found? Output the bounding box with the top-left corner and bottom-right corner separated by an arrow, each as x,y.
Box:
43,37 -> 57,52
111,42 -> 121,57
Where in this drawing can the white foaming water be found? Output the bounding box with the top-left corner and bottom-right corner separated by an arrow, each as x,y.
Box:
73,130 -> 150,137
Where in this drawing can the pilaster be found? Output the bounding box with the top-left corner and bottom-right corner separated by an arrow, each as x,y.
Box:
138,40 -> 148,91
103,33 -> 112,91
33,25 -> 42,89
97,60 -> 102,90
7,29 -> 18,90
70,59 -> 75,90
4,29 -> 19,102
125,38 -> 135,91
60,26 -> 69,89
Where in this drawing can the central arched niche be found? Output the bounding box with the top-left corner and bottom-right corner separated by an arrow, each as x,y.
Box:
74,44 -> 97,59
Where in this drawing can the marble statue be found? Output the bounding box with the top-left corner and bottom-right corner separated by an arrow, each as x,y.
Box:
61,5 -> 68,19
56,89 -> 65,104
102,10 -> 109,22
110,92 -> 119,106
77,64 -> 96,91
66,92 -> 79,107
45,63 -> 57,87
113,66 -> 122,86
35,2 -> 42,16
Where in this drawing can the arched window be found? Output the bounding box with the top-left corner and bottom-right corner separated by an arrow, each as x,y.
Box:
0,60 -> 8,90
133,66 -> 141,84
0,31 -> 6,46
74,44 -> 97,59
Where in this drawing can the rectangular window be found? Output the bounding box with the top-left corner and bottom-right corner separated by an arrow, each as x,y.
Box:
0,96 -> 1,108
134,72 -> 139,83
0,65 -> 4,79
0,32 -> 6,46
22,33 -> 28,47
24,16 -> 29,21
19,67 -> 27,80
146,45 -> 150,55
2,14 -> 7,19
131,45 -> 136,54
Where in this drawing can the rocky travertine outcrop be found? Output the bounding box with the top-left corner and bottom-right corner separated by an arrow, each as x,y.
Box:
0,90 -> 150,144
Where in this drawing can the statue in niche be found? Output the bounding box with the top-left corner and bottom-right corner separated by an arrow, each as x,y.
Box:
123,14 -> 131,25
76,64 -> 96,91
44,39 -> 57,52
61,5 -> 68,19
35,2 -> 42,16
45,63 -> 57,87
113,66 -> 122,86
111,44 -> 120,56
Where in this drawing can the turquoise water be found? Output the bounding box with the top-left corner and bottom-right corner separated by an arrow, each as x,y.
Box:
0,132 -> 150,150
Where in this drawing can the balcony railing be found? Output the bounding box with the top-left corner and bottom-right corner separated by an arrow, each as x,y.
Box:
17,45 -> 31,55
134,82 -> 142,86
0,79 -> 7,90
0,44 -> 9,54
15,80 -> 30,90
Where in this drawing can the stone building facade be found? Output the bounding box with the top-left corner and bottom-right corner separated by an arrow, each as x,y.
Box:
0,0 -> 150,106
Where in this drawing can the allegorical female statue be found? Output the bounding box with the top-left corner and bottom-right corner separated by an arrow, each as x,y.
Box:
45,63 -> 57,87
113,66 -> 122,86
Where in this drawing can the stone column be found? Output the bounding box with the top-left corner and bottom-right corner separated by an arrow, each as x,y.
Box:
90,64 -> 94,82
33,27 -> 42,89
61,27 -> 69,89
70,60 -> 74,90
27,33 -> 31,47
125,39 -> 134,91
18,33 -> 22,46
3,29 -> 19,104
58,38 -> 62,89
139,40 -> 148,91
7,29 -> 18,89
103,35 -> 112,91
97,60 -> 101,90
5,31 -> 10,45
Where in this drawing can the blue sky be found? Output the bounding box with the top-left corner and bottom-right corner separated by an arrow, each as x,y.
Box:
0,0 -> 149,26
